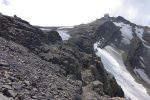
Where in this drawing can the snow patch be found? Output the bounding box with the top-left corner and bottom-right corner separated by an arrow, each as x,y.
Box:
114,22 -> 133,45
57,26 -> 74,29
143,43 -> 150,49
134,68 -> 150,85
140,61 -> 145,68
40,28 -> 52,31
140,56 -> 144,62
57,30 -> 70,40
139,56 -> 145,68
94,43 -> 150,100
135,26 -> 144,39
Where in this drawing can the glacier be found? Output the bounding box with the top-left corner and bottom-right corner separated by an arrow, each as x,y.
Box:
94,43 -> 150,100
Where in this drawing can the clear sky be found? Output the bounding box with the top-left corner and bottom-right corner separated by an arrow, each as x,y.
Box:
0,0 -> 150,26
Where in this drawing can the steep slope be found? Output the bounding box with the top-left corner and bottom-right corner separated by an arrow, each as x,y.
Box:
111,17 -> 150,89
0,14 -> 124,100
67,15 -> 150,100
94,43 -> 150,100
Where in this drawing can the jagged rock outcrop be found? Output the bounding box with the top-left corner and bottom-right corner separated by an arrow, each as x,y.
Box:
0,14 -> 124,99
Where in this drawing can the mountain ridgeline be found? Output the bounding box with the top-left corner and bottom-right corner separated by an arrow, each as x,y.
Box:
0,13 -> 150,100
67,15 -> 150,99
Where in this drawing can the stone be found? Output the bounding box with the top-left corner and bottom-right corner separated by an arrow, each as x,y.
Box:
2,85 -> 12,90
17,95 -> 25,100
92,80 -> 103,88
0,93 -> 11,100
0,60 -> 9,67
8,76 -> 15,82
81,69 -> 94,84
12,82 -> 22,90
33,88 -> 38,92
3,89 -> 16,97
24,80 -> 30,86
31,95 -> 37,99
3,71 -> 10,78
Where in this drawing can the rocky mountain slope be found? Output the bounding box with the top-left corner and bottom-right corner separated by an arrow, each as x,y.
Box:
0,13 -> 125,100
66,15 -> 150,99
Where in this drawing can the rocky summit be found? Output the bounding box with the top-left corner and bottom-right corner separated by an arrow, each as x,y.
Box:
0,14 -> 125,100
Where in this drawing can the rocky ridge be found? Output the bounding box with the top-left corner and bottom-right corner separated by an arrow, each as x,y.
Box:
0,13 -> 124,100
67,15 -> 150,95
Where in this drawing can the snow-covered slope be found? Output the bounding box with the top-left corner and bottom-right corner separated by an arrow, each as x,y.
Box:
114,22 -> 145,43
57,30 -> 70,40
114,22 -> 133,45
113,20 -> 150,86
94,43 -> 150,100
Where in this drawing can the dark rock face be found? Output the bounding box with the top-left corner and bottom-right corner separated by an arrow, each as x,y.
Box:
47,30 -> 62,43
0,14 -> 47,51
68,35 -> 94,54
0,14 -> 124,99
94,21 -> 121,48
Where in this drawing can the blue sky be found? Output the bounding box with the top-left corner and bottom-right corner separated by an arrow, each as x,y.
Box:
0,0 -> 150,26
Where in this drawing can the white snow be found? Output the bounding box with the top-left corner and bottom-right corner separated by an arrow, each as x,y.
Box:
114,22 -> 133,45
134,27 -> 150,49
40,28 -> 52,31
57,26 -> 74,30
134,68 -> 150,85
140,56 -> 144,62
135,26 -> 144,39
94,43 -> 150,100
143,43 -> 150,49
139,56 -> 145,68
105,46 -> 121,56
57,30 -> 70,40
140,61 -> 146,68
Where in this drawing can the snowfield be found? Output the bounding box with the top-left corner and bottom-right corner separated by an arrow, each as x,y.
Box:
135,26 -> 144,39
94,43 -> 150,100
114,22 -> 133,45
